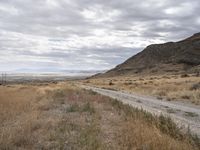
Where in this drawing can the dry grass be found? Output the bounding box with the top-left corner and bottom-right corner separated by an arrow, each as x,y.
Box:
0,82 -> 199,149
82,74 -> 200,105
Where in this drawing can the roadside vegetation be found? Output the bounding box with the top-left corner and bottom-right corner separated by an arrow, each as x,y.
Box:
0,82 -> 199,149
83,74 -> 200,105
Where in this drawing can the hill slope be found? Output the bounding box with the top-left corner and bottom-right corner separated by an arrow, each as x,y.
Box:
99,33 -> 200,77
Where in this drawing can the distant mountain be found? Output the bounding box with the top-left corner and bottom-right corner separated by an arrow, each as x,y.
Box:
96,32 -> 200,77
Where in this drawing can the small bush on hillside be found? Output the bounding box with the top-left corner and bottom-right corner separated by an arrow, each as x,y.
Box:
181,74 -> 189,78
190,82 -> 200,90
109,80 -> 114,86
124,82 -> 132,85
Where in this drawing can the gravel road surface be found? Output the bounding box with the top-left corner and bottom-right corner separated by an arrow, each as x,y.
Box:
82,85 -> 200,137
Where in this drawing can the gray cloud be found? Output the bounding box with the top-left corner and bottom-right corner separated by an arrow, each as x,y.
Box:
0,0 -> 199,72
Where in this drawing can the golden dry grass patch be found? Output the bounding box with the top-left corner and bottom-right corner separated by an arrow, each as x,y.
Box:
82,74 -> 200,104
0,82 -> 199,149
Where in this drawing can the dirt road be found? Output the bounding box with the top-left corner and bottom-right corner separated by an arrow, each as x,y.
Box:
81,85 -> 200,137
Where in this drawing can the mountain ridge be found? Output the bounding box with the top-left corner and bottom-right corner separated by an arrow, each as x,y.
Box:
95,32 -> 200,77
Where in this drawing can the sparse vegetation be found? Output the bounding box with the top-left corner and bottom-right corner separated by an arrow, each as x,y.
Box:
109,99 -> 200,149
0,82 -> 199,149
83,74 -> 200,104
66,103 -> 80,112
190,82 -> 200,90
184,112 -> 199,117
66,102 -> 95,114
166,108 -> 176,113
181,74 -> 190,78
109,80 -> 114,85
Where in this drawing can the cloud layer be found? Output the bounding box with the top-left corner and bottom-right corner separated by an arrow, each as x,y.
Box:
0,0 -> 199,72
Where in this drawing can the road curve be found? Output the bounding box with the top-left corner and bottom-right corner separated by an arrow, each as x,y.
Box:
81,85 -> 200,137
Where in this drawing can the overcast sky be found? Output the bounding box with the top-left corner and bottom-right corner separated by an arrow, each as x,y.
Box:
0,0 -> 199,72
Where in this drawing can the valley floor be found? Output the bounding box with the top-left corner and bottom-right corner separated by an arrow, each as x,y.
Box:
0,82 -> 199,149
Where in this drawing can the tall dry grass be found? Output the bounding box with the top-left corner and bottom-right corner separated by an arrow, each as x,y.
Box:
0,82 -> 199,149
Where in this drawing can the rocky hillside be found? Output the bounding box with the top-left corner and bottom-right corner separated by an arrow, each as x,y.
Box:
97,32 -> 200,77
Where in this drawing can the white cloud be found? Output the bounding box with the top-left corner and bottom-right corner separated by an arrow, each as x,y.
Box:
164,2 -> 196,16
81,5 -> 121,22
0,0 -> 199,72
